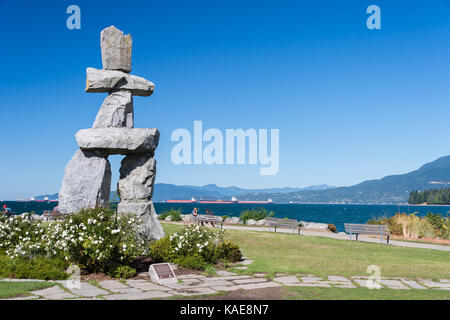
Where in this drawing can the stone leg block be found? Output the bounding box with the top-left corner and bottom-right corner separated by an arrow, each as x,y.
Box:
58,150 -> 111,214
117,201 -> 164,241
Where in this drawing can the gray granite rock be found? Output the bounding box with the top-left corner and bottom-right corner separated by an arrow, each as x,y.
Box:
118,154 -> 156,200
93,91 -> 133,128
58,150 -> 111,214
117,201 -> 164,241
76,128 -> 159,155
85,67 -> 154,96
101,26 -> 132,73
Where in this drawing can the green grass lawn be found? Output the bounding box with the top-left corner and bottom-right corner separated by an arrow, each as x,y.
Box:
0,281 -> 54,299
162,223 -> 450,279
284,286 -> 450,300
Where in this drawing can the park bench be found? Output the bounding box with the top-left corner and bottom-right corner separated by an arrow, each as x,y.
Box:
344,223 -> 390,244
192,214 -> 221,228
266,217 -> 301,235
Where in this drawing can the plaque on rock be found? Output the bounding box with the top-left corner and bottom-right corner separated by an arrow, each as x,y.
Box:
149,263 -> 177,285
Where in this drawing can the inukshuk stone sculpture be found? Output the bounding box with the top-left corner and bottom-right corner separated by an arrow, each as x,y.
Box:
58,26 -> 164,240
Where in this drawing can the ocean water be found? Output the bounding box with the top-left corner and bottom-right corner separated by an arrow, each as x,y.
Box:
2,201 -> 449,233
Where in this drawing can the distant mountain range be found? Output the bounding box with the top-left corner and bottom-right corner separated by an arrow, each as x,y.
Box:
237,156 -> 450,204
151,183 -> 333,201
34,155 -> 450,204
34,184 -> 334,202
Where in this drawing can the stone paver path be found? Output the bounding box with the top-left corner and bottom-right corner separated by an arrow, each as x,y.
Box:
2,253 -> 449,300
3,271 -> 450,300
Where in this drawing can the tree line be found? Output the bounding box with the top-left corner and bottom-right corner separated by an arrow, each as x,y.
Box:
408,188 -> 450,205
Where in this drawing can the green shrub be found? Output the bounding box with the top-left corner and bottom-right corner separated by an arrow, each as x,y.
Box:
239,208 -> 274,223
173,255 -> 207,270
149,237 -> 176,262
0,252 -> 68,280
158,208 -> 183,221
107,263 -> 136,279
214,241 -> 242,262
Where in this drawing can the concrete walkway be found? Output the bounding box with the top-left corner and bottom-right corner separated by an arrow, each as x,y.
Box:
175,222 -> 450,252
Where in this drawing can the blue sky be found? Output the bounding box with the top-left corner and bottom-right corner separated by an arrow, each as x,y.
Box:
0,0 -> 450,199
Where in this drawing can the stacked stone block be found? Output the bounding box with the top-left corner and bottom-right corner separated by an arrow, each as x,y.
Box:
58,26 -> 164,240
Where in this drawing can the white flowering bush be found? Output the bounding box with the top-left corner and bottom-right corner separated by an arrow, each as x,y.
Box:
149,225 -> 241,270
169,225 -> 224,260
0,213 -> 47,258
0,208 -> 150,273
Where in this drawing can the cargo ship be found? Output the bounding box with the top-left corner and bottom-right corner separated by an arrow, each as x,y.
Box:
166,196 -> 273,204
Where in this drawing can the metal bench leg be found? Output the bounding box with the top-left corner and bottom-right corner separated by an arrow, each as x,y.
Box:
387,235 -> 390,244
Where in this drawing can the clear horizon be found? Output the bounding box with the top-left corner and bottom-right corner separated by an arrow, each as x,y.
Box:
1,1 -> 450,199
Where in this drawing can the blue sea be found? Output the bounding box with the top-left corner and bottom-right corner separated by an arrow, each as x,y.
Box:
2,201 -> 450,233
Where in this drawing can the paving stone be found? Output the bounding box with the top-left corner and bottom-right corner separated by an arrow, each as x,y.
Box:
420,281 -> 450,289
379,279 -> 410,290
46,292 -> 79,299
235,267 -> 248,270
103,290 -> 172,300
99,280 -> 132,292
177,275 -> 207,279
169,287 -> 218,296
240,259 -> 254,265
301,282 -> 332,288
233,278 -> 268,284
62,282 -> 109,297
353,279 -> 382,289
126,281 -> 170,291
333,283 -> 357,288
274,276 -> 300,283
31,286 -> 66,297
180,278 -> 203,285
281,282 -> 304,287
204,275 -> 251,281
236,282 -> 282,290
300,276 -> 323,282
216,270 -> 236,276
328,275 -> 350,282
276,273 -> 288,276
164,280 -> 234,290
253,273 -> 267,277
210,285 -> 242,292
439,279 -> 450,283
31,286 -> 79,300
401,280 -> 427,290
